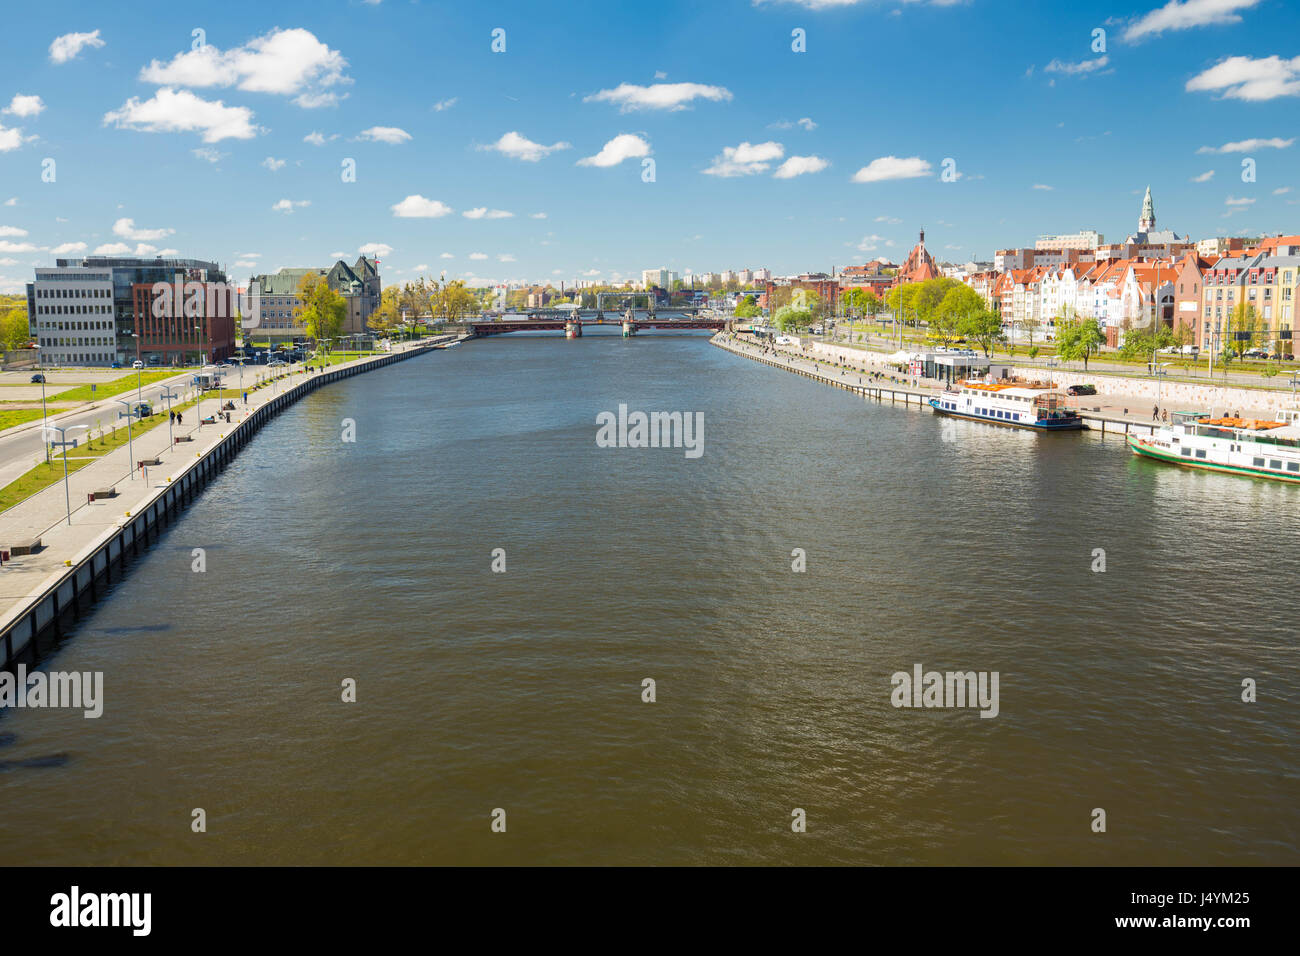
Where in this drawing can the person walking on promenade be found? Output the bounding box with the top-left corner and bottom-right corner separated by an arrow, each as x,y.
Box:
169,410 -> 175,426
1153,404 -> 1160,421
242,390 -> 248,405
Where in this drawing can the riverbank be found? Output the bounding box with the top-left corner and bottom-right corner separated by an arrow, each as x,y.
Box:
0,336 -> 457,669
711,332 -> 1231,437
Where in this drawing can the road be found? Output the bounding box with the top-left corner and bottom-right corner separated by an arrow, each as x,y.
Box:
0,364 -> 271,491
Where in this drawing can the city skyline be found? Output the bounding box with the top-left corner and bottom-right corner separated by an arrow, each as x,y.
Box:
1,0 -> 1298,291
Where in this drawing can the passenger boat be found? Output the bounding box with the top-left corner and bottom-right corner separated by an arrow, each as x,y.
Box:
1127,412 -> 1300,482
927,379 -> 1084,431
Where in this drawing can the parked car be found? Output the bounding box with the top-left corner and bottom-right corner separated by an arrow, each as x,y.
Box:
132,402 -> 153,418
110,362 -> 122,369
1067,384 -> 1098,396
30,373 -> 45,384
132,359 -> 144,369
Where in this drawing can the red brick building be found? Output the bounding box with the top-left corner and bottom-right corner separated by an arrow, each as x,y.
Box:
132,280 -> 237,366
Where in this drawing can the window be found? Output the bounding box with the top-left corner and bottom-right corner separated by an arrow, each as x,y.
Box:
1181,448 -> 1192,457
1288,462 -> 1299,473
1254,457 -> 1266,467
1270,460 -> 1282,470
1195,450 -> 1207,459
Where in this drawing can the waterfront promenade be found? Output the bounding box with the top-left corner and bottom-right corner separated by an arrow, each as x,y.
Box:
0,338 -> 449,658
711,333 -> 1285,430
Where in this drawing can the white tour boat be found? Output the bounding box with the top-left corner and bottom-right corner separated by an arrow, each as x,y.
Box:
928,379 -> 1084,431
1128,412 -> 1300,482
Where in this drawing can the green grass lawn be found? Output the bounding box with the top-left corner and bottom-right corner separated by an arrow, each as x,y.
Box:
0,408 -> 46,431
0,455 -> 97,512
52,369 -> 187,403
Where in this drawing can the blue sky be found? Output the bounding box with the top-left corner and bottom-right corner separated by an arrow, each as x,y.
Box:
1,0 -> 1297,292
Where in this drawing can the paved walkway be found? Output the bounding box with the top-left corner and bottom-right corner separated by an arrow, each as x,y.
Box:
713,333 -> 1273,429
0,342 -> 435,627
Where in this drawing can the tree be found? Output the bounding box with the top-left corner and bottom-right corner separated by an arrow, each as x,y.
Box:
1226,301 -> 1259,355
734,294 -> 761,319
1119,324 -> 1175,369
774,304 -> 811,333
296,273 -> 347,350
959,307 -> 1004,357
1056,318 -> 1104,370
933,285 -> 983,347
1,306 -> 30,350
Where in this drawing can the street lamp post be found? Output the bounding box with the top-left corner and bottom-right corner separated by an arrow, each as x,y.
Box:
43,424 -> 88,525
1154,362 -> 1171,412
38,372 -> 50,464
112,399 -> 137,478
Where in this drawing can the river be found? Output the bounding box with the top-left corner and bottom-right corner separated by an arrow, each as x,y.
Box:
1,330 -> 1295,865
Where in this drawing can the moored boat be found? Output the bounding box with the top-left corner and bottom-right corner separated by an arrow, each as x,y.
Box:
927,379 -> 1084,431
1127,412 -> 1300,482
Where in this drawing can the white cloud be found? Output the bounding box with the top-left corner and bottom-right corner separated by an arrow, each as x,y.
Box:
468,252 -> 488,260
1197,136 -> 1294,153
192,147 -> 224,163
703,141 -> 784,177
303,131 -> 336,146
432,97 -> 457,111
497,254 -> 516,262
3,95 -> 45,118
0,122 -> 31,151
356,126 -> 411,144
1032,183 -> 1054,190
358,242 -> 391,259
583,269 -> 599,276
462,208 -> 513,219
0,240 -> 37,252
139,28 -> 350,108
234,259 -> 258,269
49,30 -> 105,65
1275,186 -> 1293,195
272,199 -> 311,212
0,258 -> 18,267
1186,55 -> 1300,101
577,133 -> 651,167
875,215 -> 902,224
92,242 -> 133,255
413,263 -> 429,271
103,88 -> 258,142
0,226 -> 27,237
391,195 -> 453,218
1192,170 -> 1215,182
530,212 -> 547,219
773,155 -> 829,179
262,156 -> 286,171
1044,55 -> 1110,76
329,251 -> 347,259
3,198 -> 15,206
50,241 -> 87,255
856,234 -> 888,252
851,156 -> 932,183
1225,195 -> 1256,205
113,217 -> 174,241
440,252 -> 455,259
584,82 -> 732,112
1123,0 -> 1264,43
480,131 -> 571,161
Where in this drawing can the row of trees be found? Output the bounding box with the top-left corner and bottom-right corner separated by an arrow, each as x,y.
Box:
367,277 -> 483,333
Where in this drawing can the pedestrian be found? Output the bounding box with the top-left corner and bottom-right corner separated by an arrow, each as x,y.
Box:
177,412 -> 182,425
1153,404 -> 1159,420
169,410 -> 175,425
242,390 -> 248,405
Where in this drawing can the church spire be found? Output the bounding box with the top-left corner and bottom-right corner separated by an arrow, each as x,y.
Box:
1139,186 -> 1155,234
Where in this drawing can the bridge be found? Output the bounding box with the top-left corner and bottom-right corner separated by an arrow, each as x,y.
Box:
470,308 -> 729,338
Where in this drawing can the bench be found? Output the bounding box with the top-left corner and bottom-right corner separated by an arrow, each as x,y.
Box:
9,538 -> 41,556
137,458 -> 162,468
89,488 -> 116,501
174,435 -> 193,443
